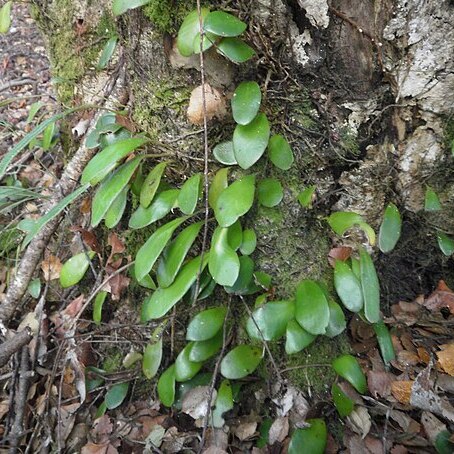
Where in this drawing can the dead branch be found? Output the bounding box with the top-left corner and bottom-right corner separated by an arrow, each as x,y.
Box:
0,328 -> 32,368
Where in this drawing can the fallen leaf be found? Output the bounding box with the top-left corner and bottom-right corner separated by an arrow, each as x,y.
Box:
268,416 -> 289,444
182,386 -> 214,421
391,381 -> 413,405
367,370 -> 393,398
108,273 -> 130,301
108,232 -> 125,255
187,83 -> 226,125
72,119 -> 90,137
41,255 -> 62,281
390,446 -> 408,454
91,415 -> 113,444
346,406 -> 371,439
437,344 -> 454,376
81,442 -> 118,454
59,403 -> 81,444
420,411 -> 447,447
233,420 -> 257,441
424,280 -> 454,314
328,246 -> 352,267
115,114 -> 136,132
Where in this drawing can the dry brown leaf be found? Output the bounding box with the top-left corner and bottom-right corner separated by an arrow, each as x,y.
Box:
182,386 -> 214,421
391,381 -> 413,404
108,232 -> 125,255
328,246 -> 352,267
437,344 -> 454,376
346,406 -> 371,439
108,273 -> 130,301
187,83 -> 226,125
396,350 -> 420,367
81,442 -> 118,454
91,415 -> 113,444
233,421 -> 257,441
268,416 -> 289,445
41,254 -> 62,281
367,370 -> 393,398
420,411 -> 447,447
390,445 -> 408,454
424,280 -> 454,314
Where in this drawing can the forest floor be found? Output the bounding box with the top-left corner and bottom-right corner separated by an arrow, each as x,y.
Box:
0,5 -> 454,454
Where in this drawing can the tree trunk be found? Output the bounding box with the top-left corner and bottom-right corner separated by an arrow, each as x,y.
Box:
31,0 -> 454,388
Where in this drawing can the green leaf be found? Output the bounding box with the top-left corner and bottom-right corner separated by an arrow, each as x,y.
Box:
359,247 -> 381,323
21,185 -> 88,248
91,157 -> 142,227
189,331 -> 223,362
334,260 -> 363,312
175,343 -> 203,382
233,113 -> 270,169
268,134 -> 294,170
288,419 -> 327,454
298,185 -> 316,208
295,280 -> 330,335
26,102 -> 44,124
351,257 -> 361,280
332,354 -> 367,394
231,81 -> 261,125
177,8 -> 210,57
157,221 -> 203,288
95,401 -> 107,418
327,211 -> 376,246
142,339 -> 163,379
331,383 -> 354,417
325,300 -> 347,338
217,37 -> 255,63
135,216 -> 187,282
425,186 -> 442,211
187,307 -> 227,341
373,321 -> 396,365
212,379 -> 234,428
209,227 -> 240,286
42,122 -> 56,151
27,278 -> 41,298
213,141 -> 237,165
240,229 -> 256,255
93,291 -> 107,325
224,255 -> 259,295
193,31 -> 217,54
435,430 -> 454,454
141,254 -> 209,321
81,137 -> 147,186
437,232 -> 454,256
204,11 -> 247,37
227,220 -> 243,251
257,178 -> 283,207
246,301 -> 295,341
112,0 -> 151,16
285,319 -> 316,354
140,161 -> 168,208
104,185 -> 128,228
209,167 -> 229,209
378,203 -> 401,253
178,173 -> 202,215
105,382 -> 129,409
60,251 -> 95,288
97,36 -> 118,69
157,365 -> 176,407
0,1 -> 12,34
214,175 -> 255,227
220,344 -> 263,379
131,164 -> 144,196
129,189 -> 179,229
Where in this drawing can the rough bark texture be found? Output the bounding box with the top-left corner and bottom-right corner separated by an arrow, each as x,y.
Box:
29,0 -> 454,389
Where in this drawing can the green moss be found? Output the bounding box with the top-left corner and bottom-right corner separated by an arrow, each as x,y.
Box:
143,0 -> 196,33
102,350 -> 123,372
339,126 -> 360,157
443,115 -> 454,150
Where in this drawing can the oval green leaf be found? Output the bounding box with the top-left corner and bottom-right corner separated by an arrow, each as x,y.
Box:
334,260 -> 363,312
81,137 -> 147,186
204,11 -> 247,37
141,254 -> 209,321
359,247 -> 380,323
217,37 -> 255,63
157,221 -> 203,288
104,185 -> 128,228
379,203 -> 401,253
295,280 -> 330,335
60,251 -> 95,288
112,0 -> 153,16
298,185 -> 316,208
177,8 -> 210,57
425,186 -> 442,211
105,382 -> 129,409
228,220 -> 243,251
135,216 -> 187,282
373,321 -> 396,365
91,157 -> 142,227
175,343 -> 203,382
331,383 -> 354,417
220,344 -> 263,379
157,365 -> 176,407
257,178 -> 283,207
224,255 -> 259,295
97,36 -> 118,69
231,81 -> 261,125
209,167 -> 229,209
140,162 -> 168,208
233,113 -> 270,169
240,229 -> 256,255
187,306 -> 226,341
130,189 -> 179,229
268,134 -> 294,170
93,291 -> 108,325
285,319 -> 316,354
178,173 -> 202,215
193,31 -> 217,54
213,141 -> 237,165
214,175 -> 255,227
189,331 -> 223,362
325,300 -> 347,338
332,354 -> 367,394
0,1 -> 12,34
327,211 -> 376,246
288,419 -> 327,454
246,301 -> 295,341
209,227 -> 240,286
212,379 -> 234,428
437,232 -> 454,256
142,339 -> 163,379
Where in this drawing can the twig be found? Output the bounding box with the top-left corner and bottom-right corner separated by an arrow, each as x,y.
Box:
0,328 -> 32,368
0,78 -> 36,93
